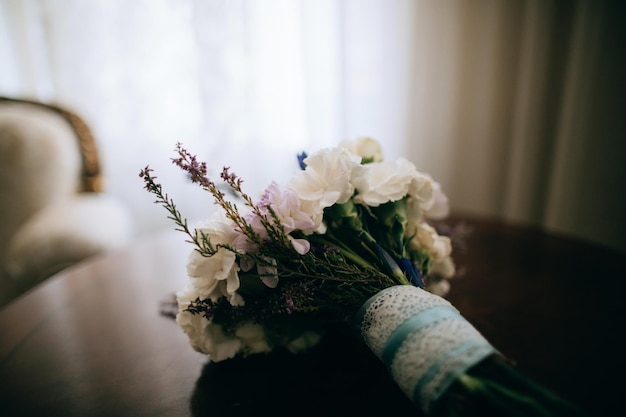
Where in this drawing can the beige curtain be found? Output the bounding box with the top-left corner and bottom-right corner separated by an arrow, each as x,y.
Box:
405,0 -> 626,253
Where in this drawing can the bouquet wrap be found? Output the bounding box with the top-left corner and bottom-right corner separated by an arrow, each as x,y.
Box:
357,285 -> 497,414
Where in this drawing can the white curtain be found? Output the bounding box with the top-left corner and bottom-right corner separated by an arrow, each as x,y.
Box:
1,0 -> 625,253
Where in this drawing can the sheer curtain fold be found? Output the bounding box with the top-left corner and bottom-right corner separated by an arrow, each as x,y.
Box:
546,0 -> 626,251
406,0 -> 625,253
1,0 -> 624,252
504,0 -> 576,224
0,0 -> 54,98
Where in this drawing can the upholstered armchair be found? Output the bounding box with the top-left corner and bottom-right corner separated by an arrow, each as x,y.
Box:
0,97 -> 132,307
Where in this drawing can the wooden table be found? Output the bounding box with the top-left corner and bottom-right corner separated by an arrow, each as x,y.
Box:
1,216 -> 624,416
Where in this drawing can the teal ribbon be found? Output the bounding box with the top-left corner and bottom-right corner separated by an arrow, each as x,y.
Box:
380,305 -> 460,365
412,338 -> 495,407
378,302 -> 496,411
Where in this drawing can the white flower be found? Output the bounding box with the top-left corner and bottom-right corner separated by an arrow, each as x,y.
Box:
187,211 -> 243,306
339,137 -> 384,162
235,322 -> 272,355
424,178 -> 450,219
405,175 -> 436,226
352,158 -> 428,207
202,323 -> 243,361
425,277 -> 451,296
425,256 -> 456,296
409,222 -> 452,262
176,284 -> 242,361
175,285 -> 207,352
408,172 -> 435,212
429,257 -> 456,279
176,284 -> 272,362
289,147 -> 361,218
406,222 -> 456,293
286,330 -> 323,354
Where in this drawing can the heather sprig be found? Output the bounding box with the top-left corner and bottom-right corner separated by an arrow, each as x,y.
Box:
139,166 -> 218,257
171,143 -> 289,251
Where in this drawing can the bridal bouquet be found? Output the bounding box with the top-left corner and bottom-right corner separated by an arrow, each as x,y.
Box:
141,138 -> 585,417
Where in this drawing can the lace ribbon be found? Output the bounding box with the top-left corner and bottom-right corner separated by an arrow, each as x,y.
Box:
356,285 -> 497,414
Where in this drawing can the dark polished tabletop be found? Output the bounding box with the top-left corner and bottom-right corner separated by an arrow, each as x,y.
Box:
1,215 -> 624,417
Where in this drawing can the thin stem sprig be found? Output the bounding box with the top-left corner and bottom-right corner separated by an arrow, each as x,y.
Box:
139,166 -> 218,256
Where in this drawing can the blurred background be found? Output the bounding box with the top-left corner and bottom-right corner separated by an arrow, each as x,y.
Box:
1,0 -> 625,256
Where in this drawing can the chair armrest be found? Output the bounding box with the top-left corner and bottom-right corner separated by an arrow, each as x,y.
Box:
5,194 -> 133,285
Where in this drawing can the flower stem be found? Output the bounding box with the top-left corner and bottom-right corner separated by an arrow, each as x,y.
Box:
309,233 -> 373,271
434,355 -> 587,417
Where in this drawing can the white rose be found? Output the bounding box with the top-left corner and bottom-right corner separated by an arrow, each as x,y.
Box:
288,147 -> 361,224
187,211 -> 244,306
339,137 -> 384,162
352,158 -> 423,206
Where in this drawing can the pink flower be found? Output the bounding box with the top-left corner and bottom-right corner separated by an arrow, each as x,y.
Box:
259,182 -> 316,236
232,182 -> 316,288
239,181 -> 315,256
